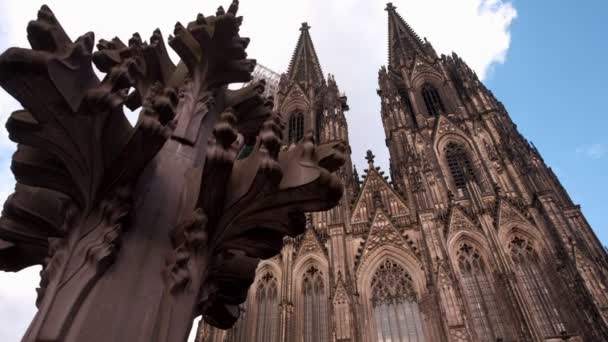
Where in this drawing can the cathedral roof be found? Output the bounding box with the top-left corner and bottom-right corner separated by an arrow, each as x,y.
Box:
286,22 -> 325,87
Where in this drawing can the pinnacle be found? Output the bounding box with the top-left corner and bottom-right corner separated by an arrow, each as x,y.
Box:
287,20 -> 324,86
300,22 -> 311,31
386,2 -> 429,68
365,150 -> 376,166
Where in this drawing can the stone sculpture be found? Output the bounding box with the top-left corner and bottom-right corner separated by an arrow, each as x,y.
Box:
0,2 -> 345,341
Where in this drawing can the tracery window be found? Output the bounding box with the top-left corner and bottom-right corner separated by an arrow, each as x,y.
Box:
371,259 -> 426,342
303,266 -> 328,342
421,83 -> 445,116
254,272 -> 279,342
445,142 -> 476,190
457,243 -> 505,342
288,112 -> 304,143
508,236 -> 565,337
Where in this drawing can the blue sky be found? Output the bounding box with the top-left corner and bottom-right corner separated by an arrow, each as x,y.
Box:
484,0 -> 608,245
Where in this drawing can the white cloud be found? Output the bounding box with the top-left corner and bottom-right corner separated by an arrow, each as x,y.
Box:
0,0 -> 516,339
577,143 -> 606,160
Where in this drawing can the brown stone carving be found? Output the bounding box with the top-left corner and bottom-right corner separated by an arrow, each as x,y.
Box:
0,2 -> 344,341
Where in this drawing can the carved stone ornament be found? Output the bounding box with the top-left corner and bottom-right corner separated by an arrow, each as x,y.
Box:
0,2 -> 345,342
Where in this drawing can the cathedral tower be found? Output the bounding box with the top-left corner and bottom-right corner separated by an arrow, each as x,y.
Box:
377,2 -> 608,341
198,5 -> 608,342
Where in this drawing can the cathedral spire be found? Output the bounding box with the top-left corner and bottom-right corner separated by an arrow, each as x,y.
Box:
385,3 -> 431,69
286,22 -> 325,87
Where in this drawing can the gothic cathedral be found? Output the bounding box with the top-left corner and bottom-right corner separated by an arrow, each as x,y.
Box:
198,3 -> 608,342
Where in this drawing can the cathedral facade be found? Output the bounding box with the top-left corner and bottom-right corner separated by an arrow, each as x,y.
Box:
198,3 -> 608,342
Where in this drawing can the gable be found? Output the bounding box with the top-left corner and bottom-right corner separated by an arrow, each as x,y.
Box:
354,209 -> 423,272
332,275 -> 350,303
410,56 -> 442,81
433,114 -> 466,144
296,227 -> 326,260
497,200 -> 531,228
447,207 -> 479,235
281,83 -> 309,111
360,210 -> 404,256
350,169 -> 409,224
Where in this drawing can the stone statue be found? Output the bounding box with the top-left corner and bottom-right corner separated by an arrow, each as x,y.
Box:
0,2 -> 345,341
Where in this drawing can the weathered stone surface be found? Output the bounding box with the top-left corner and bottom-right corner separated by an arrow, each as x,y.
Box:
0,2 -> 344,341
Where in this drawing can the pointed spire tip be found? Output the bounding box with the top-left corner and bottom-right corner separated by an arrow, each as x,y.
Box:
287,21 -> 324,84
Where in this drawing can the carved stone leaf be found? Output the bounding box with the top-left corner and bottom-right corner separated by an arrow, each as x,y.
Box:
0,2 -> 347,340
0,5 -> 182,341
212,132 -> 344,258
194,124 -> 344,328
0,184 -> 67,271
226,80 -> 273,144
0,6 -> 177,211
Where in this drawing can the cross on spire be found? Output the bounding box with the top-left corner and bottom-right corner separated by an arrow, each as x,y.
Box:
365,150 -> 375,165
385,2 -> 396,11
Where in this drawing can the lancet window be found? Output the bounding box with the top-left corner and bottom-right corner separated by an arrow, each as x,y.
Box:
370,259 -> 426,342
302,266 -> 328,342
456,243 -> 505,342
508,235 -> 565,337
445,142 -> 476,190
288,112 -> 304,143
421,83 -> 445,116
254,272 -> 279,342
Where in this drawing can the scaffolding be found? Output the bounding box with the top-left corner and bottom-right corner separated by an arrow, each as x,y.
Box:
245,63 -> 281,99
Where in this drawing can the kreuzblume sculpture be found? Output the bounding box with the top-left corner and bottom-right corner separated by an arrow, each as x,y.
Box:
0,2 -> 345,341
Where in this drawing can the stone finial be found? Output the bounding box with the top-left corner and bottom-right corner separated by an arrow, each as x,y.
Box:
385,2 -> 396,11
365,150 -> 375,166
300,22 -> 311,31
